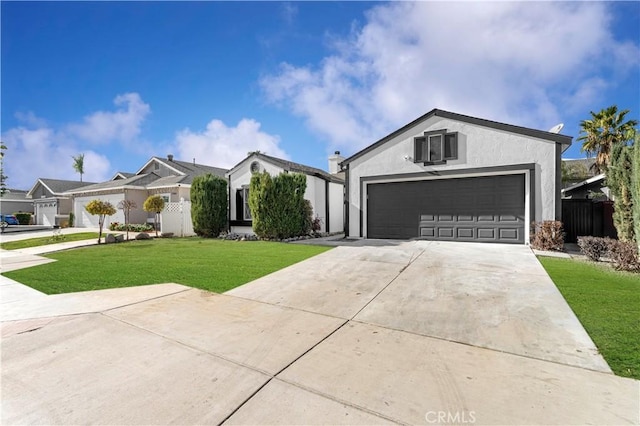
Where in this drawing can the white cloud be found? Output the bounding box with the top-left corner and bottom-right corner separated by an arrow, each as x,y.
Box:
1,93 -> 150,189
66,93 -> 150,144
174,118 -> 289,169
2,126 -> 111,189
261,2 -> 639,154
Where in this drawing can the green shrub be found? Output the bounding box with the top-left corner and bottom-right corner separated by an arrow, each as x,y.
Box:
108,222 -> 153,232
190,173 -> 228,237
249,171 -> 309,239
69,212 -> 75,227
13,212 -> 32,225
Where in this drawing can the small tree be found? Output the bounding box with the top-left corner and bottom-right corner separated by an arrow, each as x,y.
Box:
191,174 -> 228,237
608,139 -> 635,243
72,153 -> 85,182
143,195 -> 165,237
117,199 -> 137,240
85,200 -> 116,244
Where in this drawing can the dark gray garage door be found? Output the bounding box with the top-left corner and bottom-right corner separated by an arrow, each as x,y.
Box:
367,174 -> 525,243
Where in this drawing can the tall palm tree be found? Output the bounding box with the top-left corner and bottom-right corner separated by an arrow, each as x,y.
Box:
72,153 -> 85,182
578,106 -> 638,174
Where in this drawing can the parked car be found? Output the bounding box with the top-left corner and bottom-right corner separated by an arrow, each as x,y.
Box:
1,214 -> 20,226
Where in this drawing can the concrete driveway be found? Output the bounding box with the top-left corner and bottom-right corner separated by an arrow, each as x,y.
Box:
1,241 -> 638,425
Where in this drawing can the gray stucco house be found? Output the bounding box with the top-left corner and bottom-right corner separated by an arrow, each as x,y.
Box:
340,109 -> 572,244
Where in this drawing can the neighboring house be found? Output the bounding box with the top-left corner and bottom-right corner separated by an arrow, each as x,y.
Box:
1,189 -> 34,216
26,178 -> 96,226
562,174 -> 610,201
66,155 -> 227,230
340,108 -> 572,244
111,171 -> 135,180
226,152 -> 345,235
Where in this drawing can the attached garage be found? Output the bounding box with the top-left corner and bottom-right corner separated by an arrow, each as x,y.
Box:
74,194 -> 126,228
36,202 -> 57,227
366,174 -> 525,243
342,109 -> 572,245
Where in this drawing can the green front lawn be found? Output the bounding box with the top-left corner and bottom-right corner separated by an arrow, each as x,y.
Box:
0,232 -> 101,250
2,238 -> 331,294
538,256 -> 640,379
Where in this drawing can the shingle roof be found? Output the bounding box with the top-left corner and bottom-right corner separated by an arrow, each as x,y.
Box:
2,189 -> 30,201
27,178 -> 98,197
112,171 -> 136,180
146,174 -> 191,188
64,173 -> 161,194
151,157 -> 228,178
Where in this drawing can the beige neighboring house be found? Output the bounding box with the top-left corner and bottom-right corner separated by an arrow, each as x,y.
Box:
226,152 -> 345,235
1,189 -> 34,216
66,155 -> 227,230
26,179 -> 97,226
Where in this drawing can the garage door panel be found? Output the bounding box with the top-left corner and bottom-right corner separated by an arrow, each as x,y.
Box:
367,174 -> 525,243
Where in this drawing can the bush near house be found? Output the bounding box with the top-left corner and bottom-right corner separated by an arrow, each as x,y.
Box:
249,171 -> 311,239
13,212 -> 32,225
577,235 -> 640,272
530,221 -> 565,251
191,173 -> 228,237
108,222 -> 154,232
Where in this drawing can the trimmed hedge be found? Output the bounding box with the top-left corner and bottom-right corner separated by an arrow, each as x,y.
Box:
249,171 -> 311,239
108,222 -> 153,232
13,212 -> 32,225
190,173 -> 228,238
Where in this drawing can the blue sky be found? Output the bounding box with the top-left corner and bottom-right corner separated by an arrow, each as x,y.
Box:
2,1 -> 639,189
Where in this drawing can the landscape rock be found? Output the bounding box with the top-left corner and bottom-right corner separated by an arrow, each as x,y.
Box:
105,234 -> 116,244
135,232 -> 151,240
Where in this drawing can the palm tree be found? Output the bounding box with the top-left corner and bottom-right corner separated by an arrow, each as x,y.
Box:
578,106 -> 638,174
72,153 -> 85,182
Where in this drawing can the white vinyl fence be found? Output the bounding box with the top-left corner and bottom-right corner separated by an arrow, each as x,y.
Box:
160,199 -> 195,237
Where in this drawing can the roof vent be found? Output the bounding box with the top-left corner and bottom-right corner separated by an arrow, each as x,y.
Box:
167,154 -> 174,161
250,161 -> 261,174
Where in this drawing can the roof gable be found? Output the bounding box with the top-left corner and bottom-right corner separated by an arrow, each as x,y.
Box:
341,109 -> 573,166
227,153 -> 343,183
135,156 -> 228,179
64,173 -> 161,194
27,178 -> 97,198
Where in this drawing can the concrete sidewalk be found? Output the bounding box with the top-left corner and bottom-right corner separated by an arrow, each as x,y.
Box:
1,241 -> 638,425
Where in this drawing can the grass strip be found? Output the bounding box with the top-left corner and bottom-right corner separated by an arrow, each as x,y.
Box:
538,256 -> 640,379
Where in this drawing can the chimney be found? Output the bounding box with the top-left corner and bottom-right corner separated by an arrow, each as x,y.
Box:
167,154 -> 174,161
328,150 -> 345,174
